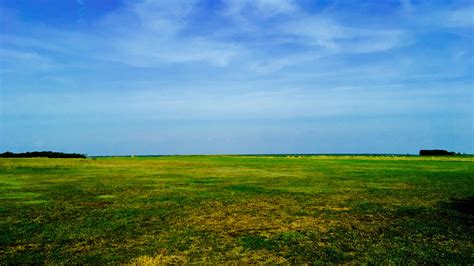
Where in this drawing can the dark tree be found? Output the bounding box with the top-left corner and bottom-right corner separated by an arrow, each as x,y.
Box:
419,150 -> 456,156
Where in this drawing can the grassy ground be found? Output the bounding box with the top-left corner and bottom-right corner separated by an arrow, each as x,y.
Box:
0,155 -> 473,264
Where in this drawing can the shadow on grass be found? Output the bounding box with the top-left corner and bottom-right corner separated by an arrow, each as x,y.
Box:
447,196 -> 474,215
438,196 -> 474,227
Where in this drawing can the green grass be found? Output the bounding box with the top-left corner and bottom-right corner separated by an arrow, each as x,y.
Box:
0,155 -> 473,264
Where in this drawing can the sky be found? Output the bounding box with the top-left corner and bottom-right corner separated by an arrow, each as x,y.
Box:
0,0 -> 473,155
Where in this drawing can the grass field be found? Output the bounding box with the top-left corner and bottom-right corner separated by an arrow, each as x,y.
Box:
0,155 -> 473,264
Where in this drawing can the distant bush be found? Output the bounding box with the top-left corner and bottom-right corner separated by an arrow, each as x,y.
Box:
0,151 -> 86,158
419,150 -> 456,156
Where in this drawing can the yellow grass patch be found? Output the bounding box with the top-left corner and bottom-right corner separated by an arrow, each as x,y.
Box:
128,248 -> 289,265
183,198 -> 340,237
96,194 -> 117,199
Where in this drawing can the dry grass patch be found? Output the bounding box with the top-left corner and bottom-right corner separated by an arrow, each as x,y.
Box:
184,198 -> 340,237
129,248 -> 289,265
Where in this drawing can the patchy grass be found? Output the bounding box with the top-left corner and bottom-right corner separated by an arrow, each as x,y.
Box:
0,155 -> 473,264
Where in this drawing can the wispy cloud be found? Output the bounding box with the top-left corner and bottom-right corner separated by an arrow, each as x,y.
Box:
4,83 -> 471,121
443,7 -> 474,28
4,0 -> 466,72
0,48 -> 60,73
223,0 -> 298,18
279,17 -> 408,53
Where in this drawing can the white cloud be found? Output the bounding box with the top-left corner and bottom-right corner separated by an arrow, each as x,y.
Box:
223,0 -> 298,18
400,0 -> 413,12
102,0 -> 242,66
132,0 -> 197,34
280,17 -> 407,53
400,4 -> 474,31
0,48 -> 60,72
442,7 -> 474,29
112,35 -> 240,67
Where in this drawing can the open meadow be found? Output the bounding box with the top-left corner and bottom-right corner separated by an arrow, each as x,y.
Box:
0,155 -> 473,264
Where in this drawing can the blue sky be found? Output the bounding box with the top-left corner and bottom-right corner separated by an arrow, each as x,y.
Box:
0,0 -> 472,155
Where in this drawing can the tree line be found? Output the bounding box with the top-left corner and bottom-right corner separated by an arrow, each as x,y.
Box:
0,151 -> 86,158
